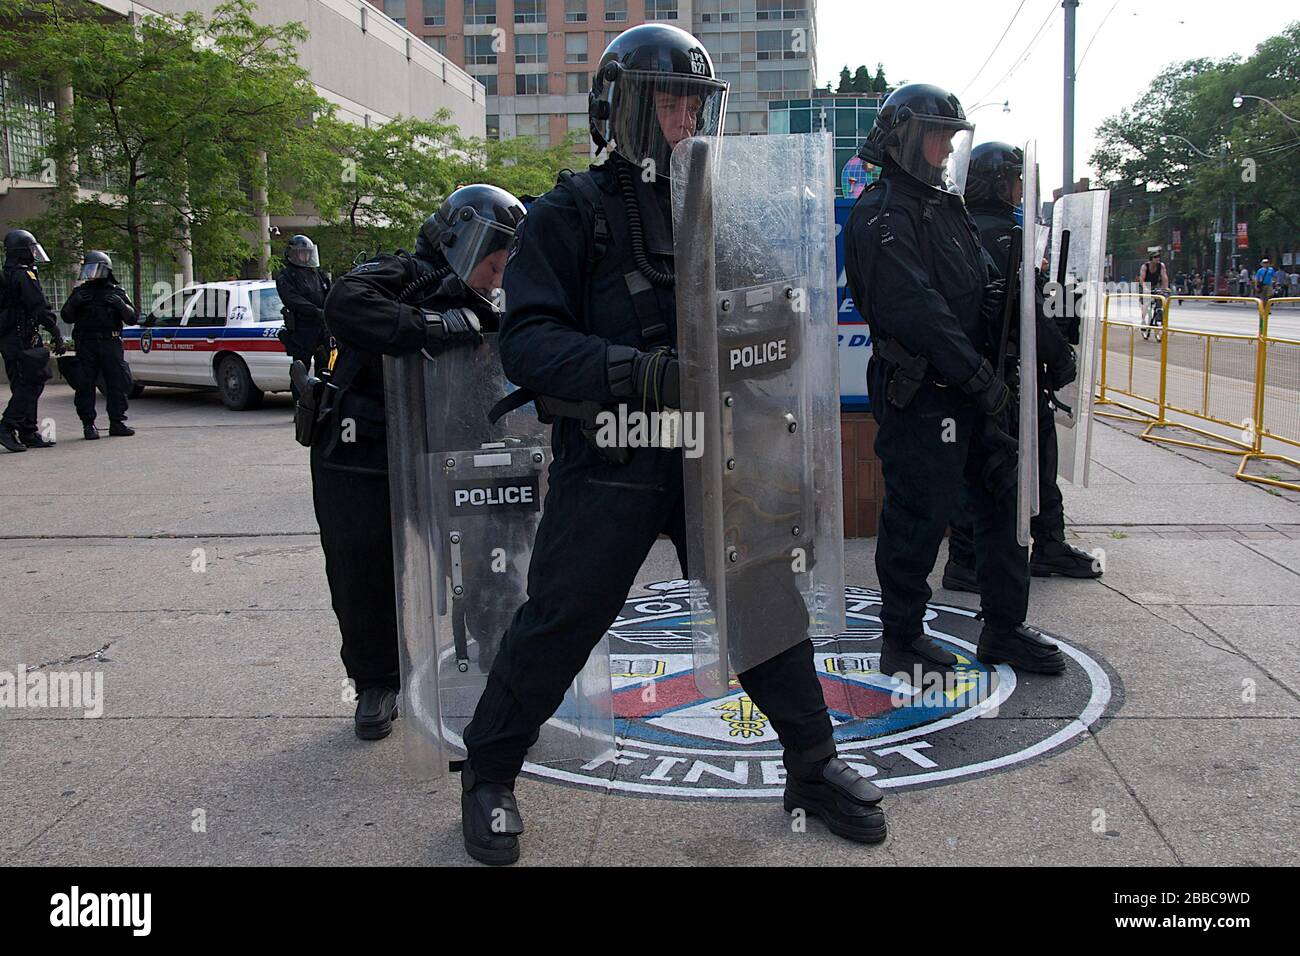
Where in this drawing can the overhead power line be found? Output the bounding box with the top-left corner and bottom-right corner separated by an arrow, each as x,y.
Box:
973,0 -> 1058,108
958,0 -> 1029,97
1077,0 -> 1126,73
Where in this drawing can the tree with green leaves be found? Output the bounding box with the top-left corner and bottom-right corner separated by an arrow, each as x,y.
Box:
852,66 -> 872,94
0,0 -> 333,306
1091,24 -> 1300,277
837,66 -> 853,94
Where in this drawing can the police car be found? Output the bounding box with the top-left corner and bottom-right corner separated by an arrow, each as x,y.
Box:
121,280 -> 291,410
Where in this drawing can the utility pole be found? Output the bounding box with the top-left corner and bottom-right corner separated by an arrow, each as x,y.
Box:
1062,0 -> 1079,195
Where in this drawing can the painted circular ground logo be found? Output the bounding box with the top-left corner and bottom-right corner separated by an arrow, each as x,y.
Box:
523,581 -> 1120,798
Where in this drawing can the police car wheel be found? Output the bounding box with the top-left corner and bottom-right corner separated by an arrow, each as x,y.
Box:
216,355 -> 264,411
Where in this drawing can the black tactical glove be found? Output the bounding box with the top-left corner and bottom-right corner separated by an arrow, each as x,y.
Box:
422,306 -> 481,355
1047,344 -> 1077,391
607,344 -> 680,409
51,337 -> 67,356
960,359 -> 1010,417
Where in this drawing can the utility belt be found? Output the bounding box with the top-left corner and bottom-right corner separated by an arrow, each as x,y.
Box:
875,337 -> 944,410
489,389 -> 631,466
74,329 -> 122,341
293,359 -> 385,450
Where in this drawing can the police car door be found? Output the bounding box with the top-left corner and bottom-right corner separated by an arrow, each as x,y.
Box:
175,286 -> 229,386
126,288 -> 186,383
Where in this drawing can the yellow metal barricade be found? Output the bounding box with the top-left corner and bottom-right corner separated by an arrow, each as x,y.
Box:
1096,292 -> 1167,423
1096,293 -> 1300,491
1238,296 -> 1300,491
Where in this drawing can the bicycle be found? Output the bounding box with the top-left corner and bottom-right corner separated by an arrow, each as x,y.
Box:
1141,289 -> 1166,343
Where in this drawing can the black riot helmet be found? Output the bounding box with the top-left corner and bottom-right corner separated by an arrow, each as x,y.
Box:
589,23 -> 729,177
859,83 -> 975,196
78,250 -> 115,283
4,229 -> 50,266
966,142 -> 1024,212
415,183 -> 526,302
285,234 -> 320,269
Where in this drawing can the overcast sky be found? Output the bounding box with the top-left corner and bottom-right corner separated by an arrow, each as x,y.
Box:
816,0 -> 1293,196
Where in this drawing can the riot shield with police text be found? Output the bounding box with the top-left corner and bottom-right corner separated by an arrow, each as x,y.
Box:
1049,189 -> 1110,486
385,336 -> 614,778
671,132 -> 846,699
1016,140 -> 1041,548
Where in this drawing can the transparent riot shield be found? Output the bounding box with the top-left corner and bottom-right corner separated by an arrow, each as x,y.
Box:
385,336 -> 614,779
671,132 -> 846,699
1016,139 -> 1041,548
1049,189 -> 1110,486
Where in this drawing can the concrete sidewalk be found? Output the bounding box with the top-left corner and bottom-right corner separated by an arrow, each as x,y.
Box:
2,384 -> 1296,866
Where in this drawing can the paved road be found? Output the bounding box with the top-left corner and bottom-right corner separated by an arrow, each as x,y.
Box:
1106,296 -> 1300,339
1,384 -> 1297,867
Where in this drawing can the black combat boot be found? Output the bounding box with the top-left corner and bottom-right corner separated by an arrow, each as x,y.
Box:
0,429 -> 26,453
976,623 -> 1066,674
1031,539 -> 1101,578
461,766 -> 523,865
878,633 -> 958,682
783,741 -> 886,844
353,686 -> 398,740
941,558 -> 979,593
108,421 -> 135,437
83,423 -> 100,440
18,432 -> 53,448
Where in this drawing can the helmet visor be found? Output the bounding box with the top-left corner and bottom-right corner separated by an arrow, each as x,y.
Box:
605,71 -> 728,177
79,261 -> 110,282
287,243 -> 320,268
443,213 -> 517,293
889,120 -> 974,196
31,241 -> 51,265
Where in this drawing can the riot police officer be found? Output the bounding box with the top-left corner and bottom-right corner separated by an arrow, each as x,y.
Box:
843,86 -> 1065,682
276,235 -> 331,396
460,24 -> 886,866
61,251 -> 138,440
315,185 -> 522,741
1,229 -> 65,453
942,143 -> 1097,589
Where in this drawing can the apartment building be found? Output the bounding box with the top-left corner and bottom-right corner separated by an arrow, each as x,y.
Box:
367,0 -> 819,152
1,0 -> 485,290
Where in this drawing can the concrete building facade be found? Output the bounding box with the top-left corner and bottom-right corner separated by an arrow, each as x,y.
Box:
365,0 -> 819,153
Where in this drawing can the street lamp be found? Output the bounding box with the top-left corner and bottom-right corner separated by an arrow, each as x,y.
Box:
1158,133 -> 1217,159
967,100 -> 1011,115
1232,92 -> 1300,126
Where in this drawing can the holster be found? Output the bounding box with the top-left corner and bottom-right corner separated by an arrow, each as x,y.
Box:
536,395 -> 631,466
291,360 -> 327,448
280,307 -> 297,333
875,337 -> 928,410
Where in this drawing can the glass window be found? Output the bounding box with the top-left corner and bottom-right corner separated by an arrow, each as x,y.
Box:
466,35 -> 497,65
517,114 -> 549,146
250,288 -> 284,324
514,0 -> 545,24
646,0 -> 678,20
474,73 -> 498,95
756,30 -> 785,61
382,0 -> 405,26
769,109 -> 790,134
465,0 -> 496,25
566,72 -> 590,94
516,73 -> 548,95
515,33 -> 547,64
757,0 -> 807,19
785,69 -> 809,95
185,288 -> 229,327
568,112 -> 589,132
789,108 -> 811,134
422,0 -> 445,25
0,71 -> 56,181
565,0 -> 588,22
604,0 -> 627,23
486,114 -> 500,140
146,290 -> 187,327
565,33 -> 588,63
423,35 -> 447,55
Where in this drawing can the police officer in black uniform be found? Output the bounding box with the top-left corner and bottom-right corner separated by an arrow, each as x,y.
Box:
1,229 -> 65,453
276,235 -> 330,397
61,251 -> 138,440
460,24 -> 886,866
315,185 -> 522,741
942,144 -> 1097,589
844,86 -> 1066,683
